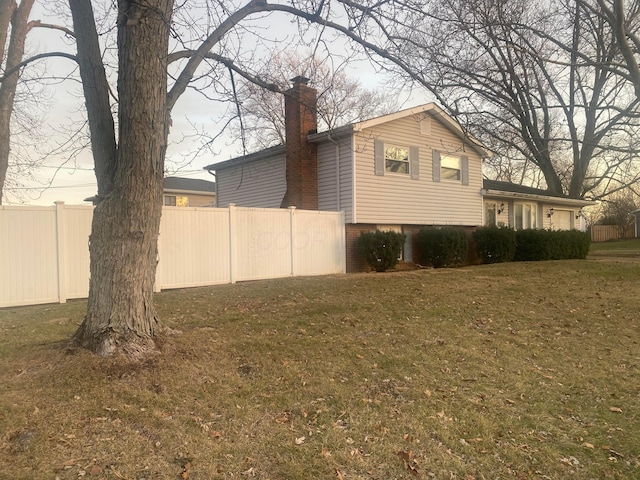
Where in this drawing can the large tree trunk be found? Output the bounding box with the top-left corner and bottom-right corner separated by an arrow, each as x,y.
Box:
72,0 -> 173,356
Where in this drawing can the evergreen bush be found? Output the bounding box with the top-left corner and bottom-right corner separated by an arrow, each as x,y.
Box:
473,227 -> 516,264
355,230 -> 406,272
416,227 -> 468,268
515,229 -> 591,261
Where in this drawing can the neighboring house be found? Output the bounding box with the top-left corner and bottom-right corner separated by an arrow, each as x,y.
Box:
163,177 -> 216,207
482,180 -> 593,232
204,77 -> 592,271
632,209 -> 640,238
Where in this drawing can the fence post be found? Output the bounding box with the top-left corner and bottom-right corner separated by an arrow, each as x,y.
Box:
289,206 -> 296,276
54,201 -> 67,304
229,204 -> 237,284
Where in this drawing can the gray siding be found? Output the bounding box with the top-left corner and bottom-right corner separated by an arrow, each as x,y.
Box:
317,138 -> 354,221
353,114 -> 483,226
216,155 -> 286,208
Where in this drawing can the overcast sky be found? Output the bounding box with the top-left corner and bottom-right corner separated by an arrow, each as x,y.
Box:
5,2 -> 431,206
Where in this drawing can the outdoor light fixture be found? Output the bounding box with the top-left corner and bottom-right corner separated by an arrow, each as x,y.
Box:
547,208 -> 555,218
575,209 -> 583,219
497,202 -> 505,214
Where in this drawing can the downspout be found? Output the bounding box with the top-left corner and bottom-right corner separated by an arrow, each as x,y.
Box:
207,170 -> 217,207
351,134 -> 357,224
326,132 -> 341,211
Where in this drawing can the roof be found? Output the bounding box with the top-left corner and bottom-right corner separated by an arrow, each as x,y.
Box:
164,177 -> 216,193
483,179 -> 569,198
308,103 -> 489,158
483,179 -> 595,206
203,103 -> 490,172
203,144 -> 285,172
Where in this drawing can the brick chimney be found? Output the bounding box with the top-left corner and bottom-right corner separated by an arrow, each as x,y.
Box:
280,76 -> 318,210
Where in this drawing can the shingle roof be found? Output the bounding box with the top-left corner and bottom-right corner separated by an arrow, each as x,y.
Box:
164,177 -> 215,193
483,179 -> 570,199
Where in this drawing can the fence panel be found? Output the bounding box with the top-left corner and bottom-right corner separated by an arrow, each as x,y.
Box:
232,207 -> 294,282
0,206 -> 60,306
591,225 -> 634,242
293,209 -> 346,276
61,205 -> 93,299
0,204 -> 345,308
157,207 -> 231,289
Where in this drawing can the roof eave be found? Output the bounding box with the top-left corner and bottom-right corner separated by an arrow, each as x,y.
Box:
483,189 -> 596,207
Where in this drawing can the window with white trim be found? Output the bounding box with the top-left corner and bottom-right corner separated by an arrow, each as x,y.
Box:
384,145 -> 410,174
514,202 -> 536,230
485,202 -> 497,227
441,154 -> 461,181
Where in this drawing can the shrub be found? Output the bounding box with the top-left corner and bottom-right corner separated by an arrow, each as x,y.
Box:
514,229 -> 553,261
416,227 -> 468,268
355,230 -> 406,272
515,229 -> 591,261
473,227 -> 516,264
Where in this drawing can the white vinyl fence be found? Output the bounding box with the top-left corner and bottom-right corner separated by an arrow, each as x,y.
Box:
0,203 -> 345,308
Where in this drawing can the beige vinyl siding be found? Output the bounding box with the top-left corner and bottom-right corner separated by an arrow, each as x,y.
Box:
317,137 -> 354,220
216,155 -> 286,208
353,114 -> 483,226
164,192 -> 216,207
184,193 -> 216,207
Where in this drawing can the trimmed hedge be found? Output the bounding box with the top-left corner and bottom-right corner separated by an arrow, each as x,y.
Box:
355,230 -> 406,272
473,227 -> 516,264
514,229 -> 591,261
416,227 -> 468,268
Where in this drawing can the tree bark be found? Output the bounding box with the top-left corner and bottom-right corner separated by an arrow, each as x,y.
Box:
71,0 -> 173,356
0,0 -> 34,204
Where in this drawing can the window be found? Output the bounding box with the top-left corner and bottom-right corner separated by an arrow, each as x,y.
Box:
441,154 -> 461,181
375,141 -> 419,179
164,195 -> 189,207
485,202 -> 497,227
384,145 -> 409,174
514,203 -> 536,230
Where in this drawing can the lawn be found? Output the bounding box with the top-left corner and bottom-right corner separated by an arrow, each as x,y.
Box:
589,238 -> 640,256
1,259 -> 639,479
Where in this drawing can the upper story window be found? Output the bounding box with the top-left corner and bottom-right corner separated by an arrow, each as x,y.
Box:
384,145 -> 410,174
441,154 -> 461,181
432,150 -> 469,185
375,140 -> 419,179
164,195 -> 189,207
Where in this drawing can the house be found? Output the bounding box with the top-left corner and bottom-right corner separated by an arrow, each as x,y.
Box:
163,177 -> 216,207
205,77 -> 592,271
632,209 -> 640,238
482,179 -> 593,232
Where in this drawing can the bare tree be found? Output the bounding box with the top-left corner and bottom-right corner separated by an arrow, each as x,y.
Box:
0,0 -> 78,204
338,0 -> 640,200
60,0 -> 416,356
233,51 -> 395,151
591,0 -> 640,99
0,0 -> 37,205
596,188 -> 639,238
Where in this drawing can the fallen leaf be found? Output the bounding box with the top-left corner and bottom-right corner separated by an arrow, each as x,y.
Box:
582,442 -> 594,449
90,465 -> 102,475
295,436 -> 306,445
181,462 -> 191,479
610,407 -> 623,413
336,469 -> 345,480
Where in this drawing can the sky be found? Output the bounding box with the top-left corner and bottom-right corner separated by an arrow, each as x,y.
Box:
3,1 -> 431,206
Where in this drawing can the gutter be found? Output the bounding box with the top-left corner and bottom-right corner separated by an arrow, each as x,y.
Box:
482,189 -> 596,207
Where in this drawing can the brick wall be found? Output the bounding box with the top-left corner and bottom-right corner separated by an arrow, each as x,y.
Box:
281,76 -> 318,210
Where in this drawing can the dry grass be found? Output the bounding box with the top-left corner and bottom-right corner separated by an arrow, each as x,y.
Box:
1,259 -> 639,479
